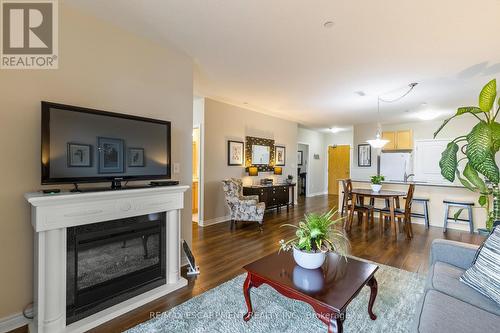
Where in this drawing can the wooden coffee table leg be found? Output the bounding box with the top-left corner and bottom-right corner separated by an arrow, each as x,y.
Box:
367,276 -> 378,320
243,273 -> 254,321
327,316 -> 344,333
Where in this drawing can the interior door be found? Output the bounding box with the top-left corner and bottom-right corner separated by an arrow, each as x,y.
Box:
328,145 -> 351,195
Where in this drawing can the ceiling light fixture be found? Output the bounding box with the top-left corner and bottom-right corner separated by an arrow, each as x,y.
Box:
329,127 -> 344,133
367,83 -> 419,149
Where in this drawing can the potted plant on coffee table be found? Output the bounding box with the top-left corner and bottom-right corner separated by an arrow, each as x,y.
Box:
370,175 -> 385,192
279,209 -> 349,269
434,79 -> 500,235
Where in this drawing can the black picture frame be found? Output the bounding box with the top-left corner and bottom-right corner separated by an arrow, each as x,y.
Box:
227,140 -> 244,166
67,143 -> 92,167
97,137 -> 125,174
128,147 -> 145,167
297,150 -> 303,166
358,144 -> 372,167
275,145 -> 286,166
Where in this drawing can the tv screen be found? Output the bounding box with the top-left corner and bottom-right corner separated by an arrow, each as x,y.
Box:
41,101 -> 171,184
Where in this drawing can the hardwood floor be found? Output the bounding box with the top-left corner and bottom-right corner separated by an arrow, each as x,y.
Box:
11,195 -> 484,333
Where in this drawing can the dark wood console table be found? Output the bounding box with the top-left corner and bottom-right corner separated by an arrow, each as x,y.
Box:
243,183 -> 296,211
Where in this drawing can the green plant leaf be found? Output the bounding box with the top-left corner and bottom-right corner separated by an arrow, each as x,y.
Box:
439,142 -> 459,182
466,122 -> 500,183
457,106 -> 485,115
453,208 -> 465,221
463,162 -> 488,193
479,79 -> 497,112
479,195 -> 488,207
456,170 -> 477,192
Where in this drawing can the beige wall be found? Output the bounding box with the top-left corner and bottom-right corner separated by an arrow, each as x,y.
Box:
203,99 -> 298,222
0,5 -> 193,318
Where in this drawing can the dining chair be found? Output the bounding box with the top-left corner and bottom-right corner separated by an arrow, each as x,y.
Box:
379,184 -> 415,238
344,179 -> 375,230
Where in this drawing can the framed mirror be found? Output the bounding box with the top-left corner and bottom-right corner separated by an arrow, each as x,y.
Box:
245,136 -> 275,172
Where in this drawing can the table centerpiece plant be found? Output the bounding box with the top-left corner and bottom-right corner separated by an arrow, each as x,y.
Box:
434,79 -> 500,234
370,175 -> 385,192
279,209 -> 349,269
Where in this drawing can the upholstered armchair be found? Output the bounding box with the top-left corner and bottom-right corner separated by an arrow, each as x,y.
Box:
221,178 -> 265,229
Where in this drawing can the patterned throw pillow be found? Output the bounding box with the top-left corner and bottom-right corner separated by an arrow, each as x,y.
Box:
460,226 -> 500,305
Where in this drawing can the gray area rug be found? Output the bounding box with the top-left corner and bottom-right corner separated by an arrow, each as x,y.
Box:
127,259 -> 425,333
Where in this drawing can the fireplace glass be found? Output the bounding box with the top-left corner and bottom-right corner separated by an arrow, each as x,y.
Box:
66,213 -> 166,324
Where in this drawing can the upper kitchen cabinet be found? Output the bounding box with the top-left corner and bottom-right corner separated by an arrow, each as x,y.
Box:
382,130 -> 413,151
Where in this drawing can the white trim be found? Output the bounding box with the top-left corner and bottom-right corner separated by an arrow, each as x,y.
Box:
199,215 -> 230,227
0,309 -> 32,333
307,191 -> 328,197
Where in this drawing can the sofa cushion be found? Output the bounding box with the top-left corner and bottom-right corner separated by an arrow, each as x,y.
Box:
414,289 -> 499,333
461,226 -> 500,306
427,261 -> 500,315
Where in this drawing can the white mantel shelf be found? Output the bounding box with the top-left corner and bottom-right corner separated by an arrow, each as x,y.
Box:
25,185 -> 189,333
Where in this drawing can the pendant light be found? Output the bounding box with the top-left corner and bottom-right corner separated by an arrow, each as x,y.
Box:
367,83 -> 418,149
367,98 -> 389,148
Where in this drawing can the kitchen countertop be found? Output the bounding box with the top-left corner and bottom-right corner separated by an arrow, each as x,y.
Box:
346,179 -> 465,189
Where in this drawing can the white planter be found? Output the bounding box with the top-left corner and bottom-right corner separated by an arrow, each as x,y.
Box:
293,247 -> 326,269
371,184 -> 382,192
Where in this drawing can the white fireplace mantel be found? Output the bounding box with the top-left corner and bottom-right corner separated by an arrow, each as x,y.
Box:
25,185 -> 189,333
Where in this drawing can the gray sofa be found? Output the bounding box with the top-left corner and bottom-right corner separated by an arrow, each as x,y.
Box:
413,239 -> 500,332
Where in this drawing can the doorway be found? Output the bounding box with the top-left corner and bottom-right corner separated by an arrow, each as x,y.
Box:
328,145 -> 350,195
297,143 -> 309,196
192,127 -> 200,222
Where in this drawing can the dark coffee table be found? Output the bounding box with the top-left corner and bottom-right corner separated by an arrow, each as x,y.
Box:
242,252 -> 378,333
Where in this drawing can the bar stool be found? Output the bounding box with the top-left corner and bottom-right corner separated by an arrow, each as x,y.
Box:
405,197 -> 430,229
443,200 -> 474,233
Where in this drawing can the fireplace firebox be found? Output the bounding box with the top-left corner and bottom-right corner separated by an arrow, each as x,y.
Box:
66,213 -> 166,324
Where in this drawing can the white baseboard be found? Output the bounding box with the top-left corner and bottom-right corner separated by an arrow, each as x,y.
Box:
198,215 -> 230,227
0,308 -> 32,333
306,191 -> 327,197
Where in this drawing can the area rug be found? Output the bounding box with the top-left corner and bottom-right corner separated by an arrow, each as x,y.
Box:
127,259 -> 425,333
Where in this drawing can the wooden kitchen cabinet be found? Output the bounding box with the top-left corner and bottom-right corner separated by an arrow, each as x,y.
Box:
382,131 -> 396,150
382,130 -> 413,150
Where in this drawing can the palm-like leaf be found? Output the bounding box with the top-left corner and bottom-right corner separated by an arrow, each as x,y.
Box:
479,79 -> 497,112
439,142 -> 459,182
466,122 -> 499,183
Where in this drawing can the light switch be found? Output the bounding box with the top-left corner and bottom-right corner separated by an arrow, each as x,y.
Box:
173,163 -> 180,174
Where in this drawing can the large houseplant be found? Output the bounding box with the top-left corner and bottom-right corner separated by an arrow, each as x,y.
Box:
434,79 -> 500,233
279,209 -> 349,269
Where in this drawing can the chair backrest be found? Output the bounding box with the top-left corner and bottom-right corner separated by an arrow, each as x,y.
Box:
342,179 -> 353,204
221,179 -> 241,208
405,184 -> 415,213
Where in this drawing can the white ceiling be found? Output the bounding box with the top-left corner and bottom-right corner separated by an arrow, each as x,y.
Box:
67,0 -> 500,129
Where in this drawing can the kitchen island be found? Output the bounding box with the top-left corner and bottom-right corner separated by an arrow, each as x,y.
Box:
338,179 -> 487,232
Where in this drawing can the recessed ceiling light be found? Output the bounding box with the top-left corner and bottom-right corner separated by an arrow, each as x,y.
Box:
329,127 -> 345,133
243,102 -> 248,105
355,91 -> 366,97
323,21 -> 335,28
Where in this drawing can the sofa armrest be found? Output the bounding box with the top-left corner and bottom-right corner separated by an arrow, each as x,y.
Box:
241,195 -> 259,202
429,239 -> 479,270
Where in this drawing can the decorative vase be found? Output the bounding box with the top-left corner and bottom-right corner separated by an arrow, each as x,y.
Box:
371,184 -> 382,192
293,247 -> 326,269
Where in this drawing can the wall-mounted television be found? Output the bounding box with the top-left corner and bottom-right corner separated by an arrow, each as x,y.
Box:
41,101 -> 171,187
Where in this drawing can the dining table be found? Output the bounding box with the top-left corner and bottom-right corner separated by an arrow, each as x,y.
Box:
346,188 -> 410,239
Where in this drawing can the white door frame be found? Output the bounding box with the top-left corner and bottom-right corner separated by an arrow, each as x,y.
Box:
297,142 -> 311,197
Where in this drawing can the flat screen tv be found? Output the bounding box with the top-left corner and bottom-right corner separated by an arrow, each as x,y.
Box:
41,101 -> 171,187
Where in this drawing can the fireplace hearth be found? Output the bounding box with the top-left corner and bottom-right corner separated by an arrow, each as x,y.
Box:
66,213 -> 166,324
